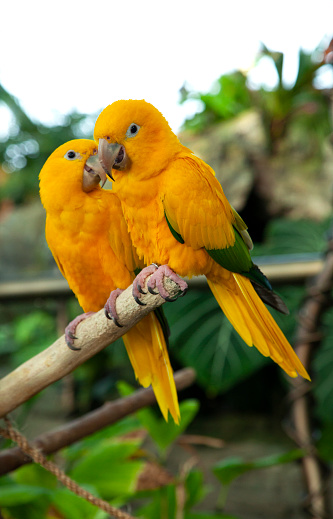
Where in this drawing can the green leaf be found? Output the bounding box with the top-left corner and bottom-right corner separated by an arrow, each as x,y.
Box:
164,291 -> 268,396
13,464 -> 57,489
51,488 -> 104,519
213,449 -> 304,486
64,415 -> 142,462
0,484 -> 51,506
184,470 -> 207,511
70,440 -> 144,499
136,484 -> 177,519
118,381 -> 200,454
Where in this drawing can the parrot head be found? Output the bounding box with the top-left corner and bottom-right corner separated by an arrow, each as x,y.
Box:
94,99 -> 180,181
39,139 -> 107,196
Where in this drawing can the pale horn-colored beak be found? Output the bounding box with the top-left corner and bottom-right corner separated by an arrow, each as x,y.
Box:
82,154 -> 107,192
98,139 -> 130,181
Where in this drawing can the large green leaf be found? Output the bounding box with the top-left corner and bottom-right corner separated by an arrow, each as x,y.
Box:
117,381 -> 200,454
252,218 -> 330,257
213,449 -> 304,486
165,290 -> 269,396
136,484 -> 177,519
13,463 -> 57,490
51,488 -> 104,519
184,470 -> 207,511
64,415 -> 142,463
0,484 -> 51,506
70,440 -> 144,499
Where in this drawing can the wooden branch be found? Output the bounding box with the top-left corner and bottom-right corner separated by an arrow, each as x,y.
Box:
0,368 -> 196,476
0,276 -> 182,418
288,235 -> 333,519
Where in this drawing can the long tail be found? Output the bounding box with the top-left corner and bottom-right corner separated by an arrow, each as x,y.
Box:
122,312 -> 180,423
207,273 -> 310,380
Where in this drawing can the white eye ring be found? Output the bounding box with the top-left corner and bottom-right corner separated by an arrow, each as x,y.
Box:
64,150 -> 78,160
125,123 -> 140,138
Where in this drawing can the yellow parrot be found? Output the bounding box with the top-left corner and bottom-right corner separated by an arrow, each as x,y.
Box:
94,100 -> 309,381
39,138 -> 180,423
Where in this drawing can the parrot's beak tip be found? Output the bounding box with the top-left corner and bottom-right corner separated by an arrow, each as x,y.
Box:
100,160 -> 115,182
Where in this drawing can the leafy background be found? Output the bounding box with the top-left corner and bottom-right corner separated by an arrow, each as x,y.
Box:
0,43 -> 333,518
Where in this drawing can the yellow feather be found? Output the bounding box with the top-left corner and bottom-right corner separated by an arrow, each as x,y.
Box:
123,314 -> 180,423
207,274 -> 310,380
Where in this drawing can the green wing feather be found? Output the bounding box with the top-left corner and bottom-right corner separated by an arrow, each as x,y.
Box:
165,211 -> 184,244
164,204 -> 288,314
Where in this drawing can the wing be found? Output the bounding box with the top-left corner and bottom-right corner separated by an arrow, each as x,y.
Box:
162,153 -> 289,313
162,154 -> 253,273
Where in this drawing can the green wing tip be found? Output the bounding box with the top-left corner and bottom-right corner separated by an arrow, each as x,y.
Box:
165,212 -> 185,244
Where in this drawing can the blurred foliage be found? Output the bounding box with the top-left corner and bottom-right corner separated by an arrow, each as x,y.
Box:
0,400 -> 307,519
181,45 -> 331,153
1,42 -> 333,517
0,83 -> 97,205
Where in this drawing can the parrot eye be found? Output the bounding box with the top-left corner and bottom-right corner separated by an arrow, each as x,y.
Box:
125,123 -> 140,139
65,150 -> 79,160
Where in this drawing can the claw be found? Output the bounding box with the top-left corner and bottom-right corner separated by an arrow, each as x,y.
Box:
146,264 -> 188,302
105,308 -> 112,320
179,287 -> 188,297
112,316 -> 123,328
137,284 -> 146,295
66,341 -> 81,351
64,311 -> 95,351
132,264 -> 159,304
164,295 -> 178,302
104,288 -> 124,325
134,296 -> 147,306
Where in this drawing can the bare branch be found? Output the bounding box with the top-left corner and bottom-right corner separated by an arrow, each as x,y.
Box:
0,276 -> 182,418
0,368 -> 196,476
288,233 -> 333,519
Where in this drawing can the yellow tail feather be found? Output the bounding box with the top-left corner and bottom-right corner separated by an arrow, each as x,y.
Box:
207,274 -> 310,380
122,313 -> 180,423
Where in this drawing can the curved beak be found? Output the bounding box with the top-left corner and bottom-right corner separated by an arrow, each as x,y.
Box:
82,154 -> 107,193
98,139 -> 130,181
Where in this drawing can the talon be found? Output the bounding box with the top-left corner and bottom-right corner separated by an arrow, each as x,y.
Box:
64,311 -> 95,351
164,295 -> 178,302
112,316 -> 123,328
137,284 -> 147,295
134,296 -> 147,306
104,287 -> 124,325
66,340 -> 81,351
145,264 -> 188,301
105,308 -> 112,320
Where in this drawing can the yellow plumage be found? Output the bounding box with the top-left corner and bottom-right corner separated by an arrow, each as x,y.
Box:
39,138 -> 180,423
94,100 -> 310,381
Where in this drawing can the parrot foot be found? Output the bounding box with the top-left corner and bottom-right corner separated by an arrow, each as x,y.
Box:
65,312 -> 95,350
132,264 -> 159,305
104,288 -> 124,326
147,265 -> 188,302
